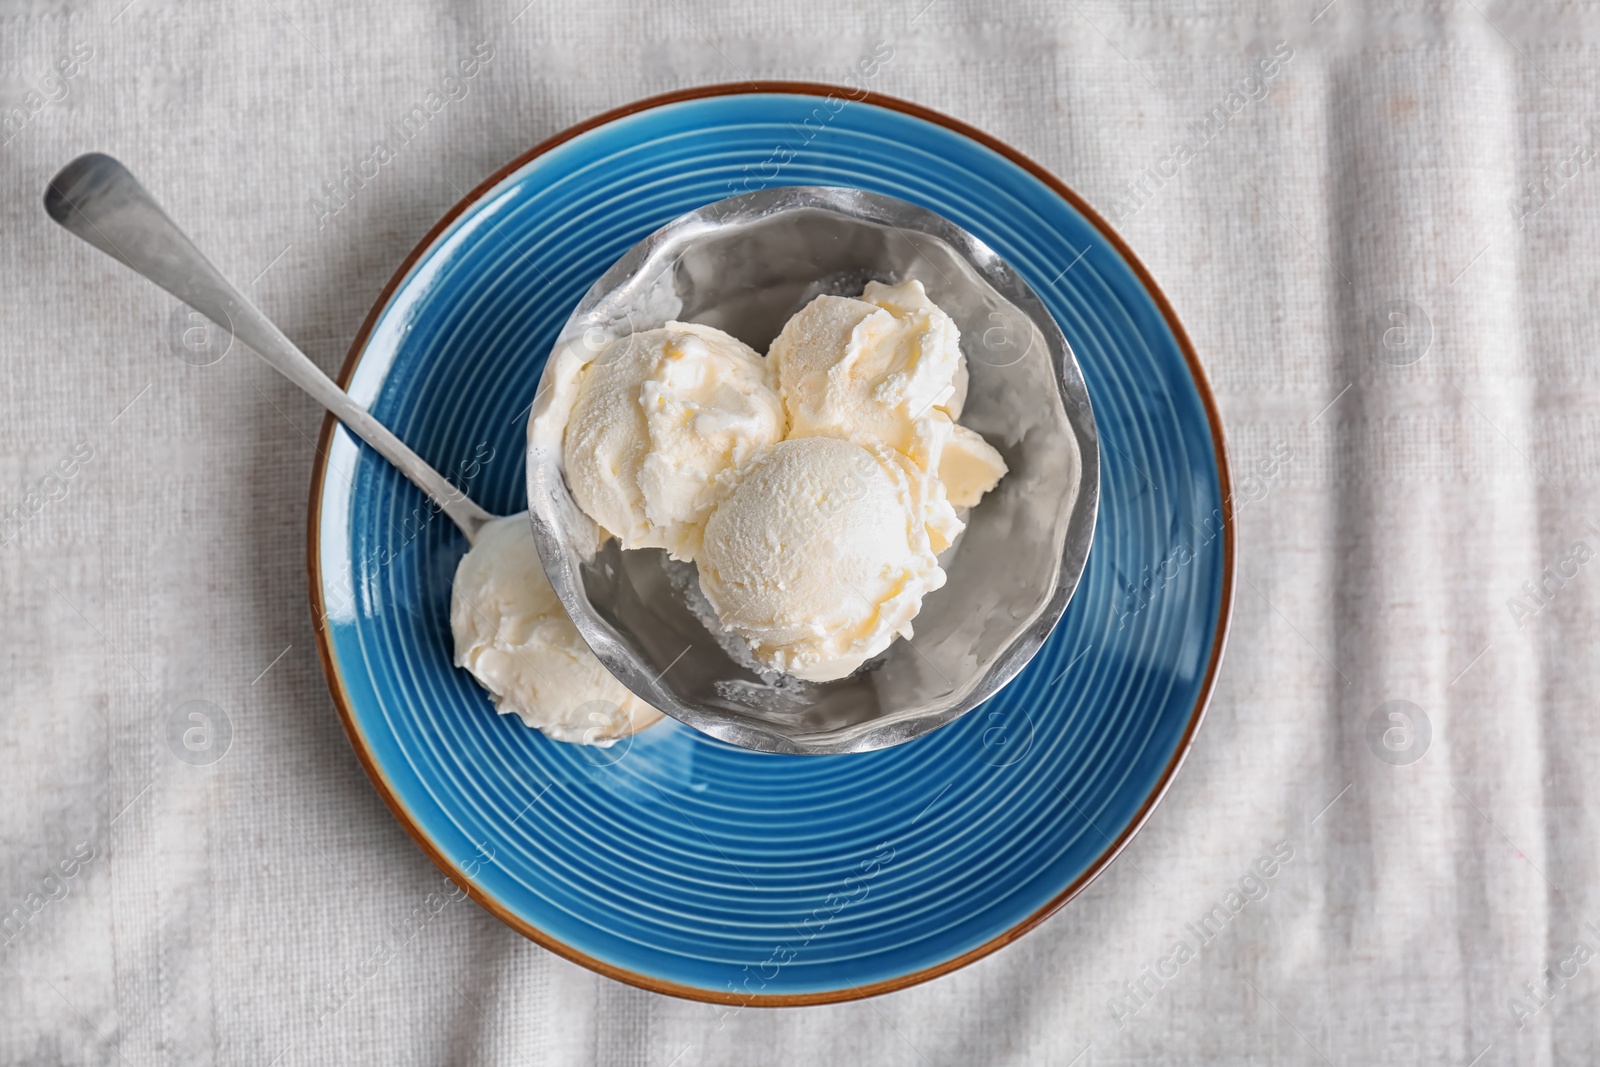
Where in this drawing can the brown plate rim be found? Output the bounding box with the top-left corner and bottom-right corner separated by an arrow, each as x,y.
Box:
305,79 -> 1236,1007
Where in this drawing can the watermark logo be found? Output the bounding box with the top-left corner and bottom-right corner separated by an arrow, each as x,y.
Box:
714,841 -> 895,1022
816,445 -> 878,517
1372,299 -> 1431,366
1509,123 -> 1600,230
1365,699 -> 1429,766
1235,440 -> 1295,509
166,700 -> 233,766
574,700 -> 636,768
0,840 -> 97,950
317,443 -> 495,626
585,313 -> 643,367
978,705 -> 1034,767
313,862 -> 480,1028
167,301 -> 234,366
1110,41 -> 1294,223
1,42 -> 94,148
0,440 -> 95,546
308,41 -> 497,231
724,42 -> 894,196
1508,924 -> 1600,1030
973,306 -> 1036,368
1109,840 -> 1295,1029
1506,530 -> 1595,629
1112,507 -> 1229,630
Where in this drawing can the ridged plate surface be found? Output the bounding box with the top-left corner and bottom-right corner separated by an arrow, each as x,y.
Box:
308,85 -> 1233,1004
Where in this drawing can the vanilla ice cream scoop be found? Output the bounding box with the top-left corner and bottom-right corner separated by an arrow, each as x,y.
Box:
696,436 -> 946,682
557,322 -> 784,561
769,278 -> 1007,541
451,515 -> 663,744
769,279 -> 963,467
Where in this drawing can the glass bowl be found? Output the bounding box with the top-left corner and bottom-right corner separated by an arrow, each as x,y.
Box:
526,185 -> 1098,755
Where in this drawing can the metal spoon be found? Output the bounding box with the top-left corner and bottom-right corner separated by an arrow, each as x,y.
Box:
43,152 -> 495,543
44,153 -> 668,746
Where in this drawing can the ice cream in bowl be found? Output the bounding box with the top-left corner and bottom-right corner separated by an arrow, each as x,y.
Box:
525,186 -> 1098,755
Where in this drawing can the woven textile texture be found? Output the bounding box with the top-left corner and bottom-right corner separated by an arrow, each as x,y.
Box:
3,1 -> 1597,1063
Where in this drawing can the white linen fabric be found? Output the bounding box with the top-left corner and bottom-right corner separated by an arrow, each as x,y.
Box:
3,1 -> 1597,1063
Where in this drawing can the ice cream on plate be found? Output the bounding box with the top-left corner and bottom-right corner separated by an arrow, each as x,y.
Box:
451,515 -> 662,745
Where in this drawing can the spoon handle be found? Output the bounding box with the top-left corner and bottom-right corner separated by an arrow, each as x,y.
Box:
44,152 -> 493,543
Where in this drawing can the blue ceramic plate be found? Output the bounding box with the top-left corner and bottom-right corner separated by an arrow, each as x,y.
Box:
308,84 -> 1234,1004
